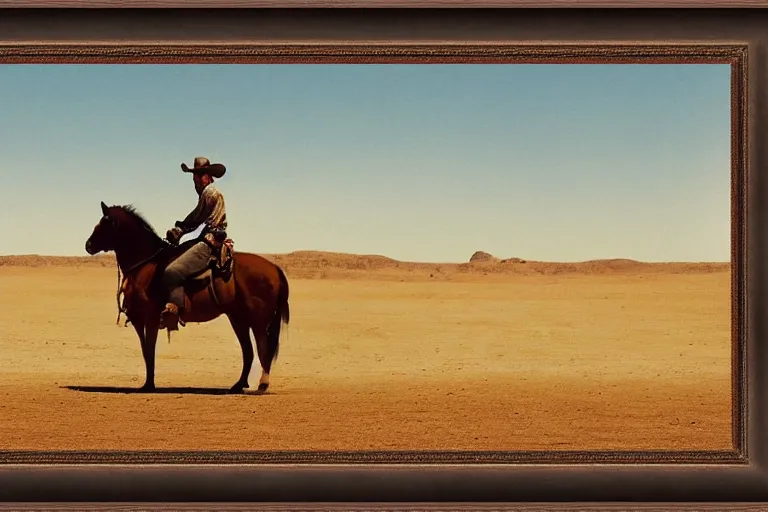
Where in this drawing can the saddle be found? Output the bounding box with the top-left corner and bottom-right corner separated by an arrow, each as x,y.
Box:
189,237 -> 234,283
182,236 -> 235,309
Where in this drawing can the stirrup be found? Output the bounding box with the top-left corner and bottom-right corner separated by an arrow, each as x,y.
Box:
161,304 -> 180,332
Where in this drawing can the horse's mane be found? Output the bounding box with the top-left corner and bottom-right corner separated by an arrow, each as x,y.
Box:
114,204 -> 169,246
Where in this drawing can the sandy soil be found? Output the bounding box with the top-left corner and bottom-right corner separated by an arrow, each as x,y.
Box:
0,253 -> 733,451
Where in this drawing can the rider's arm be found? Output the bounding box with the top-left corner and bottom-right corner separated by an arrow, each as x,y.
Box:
176,189 -> 214,234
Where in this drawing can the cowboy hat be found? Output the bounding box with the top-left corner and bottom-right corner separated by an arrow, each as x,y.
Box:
181,156 -> 226,179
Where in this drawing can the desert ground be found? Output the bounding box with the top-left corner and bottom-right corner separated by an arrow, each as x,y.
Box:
0,251 -> 732,452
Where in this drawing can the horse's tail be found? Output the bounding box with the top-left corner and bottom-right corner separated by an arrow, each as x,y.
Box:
266,264 -> 290,365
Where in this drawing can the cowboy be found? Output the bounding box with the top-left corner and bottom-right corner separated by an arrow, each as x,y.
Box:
161,157 -> 228,331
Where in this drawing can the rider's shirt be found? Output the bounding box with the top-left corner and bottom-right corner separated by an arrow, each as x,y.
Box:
177,183 -> 227,236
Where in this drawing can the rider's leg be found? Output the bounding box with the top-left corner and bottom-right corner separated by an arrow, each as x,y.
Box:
161,241 -> 213,330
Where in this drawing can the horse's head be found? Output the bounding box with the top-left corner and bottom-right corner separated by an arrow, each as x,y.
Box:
85,201 -> 119,255
85,201 -> 167,256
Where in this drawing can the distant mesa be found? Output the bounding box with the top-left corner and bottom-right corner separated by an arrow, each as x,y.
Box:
469,251 -> 526,264
0,250 -> 730,278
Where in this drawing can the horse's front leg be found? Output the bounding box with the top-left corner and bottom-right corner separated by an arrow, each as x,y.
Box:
130,321 -> 152,392
130,307 -> 160,392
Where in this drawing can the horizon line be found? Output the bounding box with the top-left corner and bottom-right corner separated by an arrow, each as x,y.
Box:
0,250 -> 733,266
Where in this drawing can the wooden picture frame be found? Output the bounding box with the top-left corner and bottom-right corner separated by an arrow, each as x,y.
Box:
0,4 -> 764,510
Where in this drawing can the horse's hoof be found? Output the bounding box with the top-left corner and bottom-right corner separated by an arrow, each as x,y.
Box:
139,384 -> 155,393
228,384 -> 245,394
256,383 -> 269,394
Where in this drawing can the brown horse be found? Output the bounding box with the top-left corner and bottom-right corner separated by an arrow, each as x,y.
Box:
84,201 -> 290,394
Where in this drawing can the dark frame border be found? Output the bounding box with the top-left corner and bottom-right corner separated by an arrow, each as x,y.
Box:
0,7 -> 763,505
0,42 -> 749,466
1,0 -> 768,8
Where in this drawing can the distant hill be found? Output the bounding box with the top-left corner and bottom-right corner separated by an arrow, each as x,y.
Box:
0,249 -> 731,280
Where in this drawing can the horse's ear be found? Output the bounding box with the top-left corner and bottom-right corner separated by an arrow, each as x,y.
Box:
100,201 -> 109,217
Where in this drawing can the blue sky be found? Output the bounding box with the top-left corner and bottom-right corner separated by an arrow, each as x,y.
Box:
0,63 -> 731,263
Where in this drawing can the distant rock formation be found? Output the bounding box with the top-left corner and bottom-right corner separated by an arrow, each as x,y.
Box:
0,251 -> 730,279
469,251 -> 500,263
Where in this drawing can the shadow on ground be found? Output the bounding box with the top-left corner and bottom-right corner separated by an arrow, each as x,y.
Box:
62,385 -> 268,396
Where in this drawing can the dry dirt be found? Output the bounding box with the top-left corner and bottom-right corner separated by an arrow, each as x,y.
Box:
0,253 -> 733,452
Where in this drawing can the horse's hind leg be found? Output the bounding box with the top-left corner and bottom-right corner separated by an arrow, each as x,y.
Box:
226,314 -> 254,394
253,329 -> 272,393
253,329 -> 271,394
